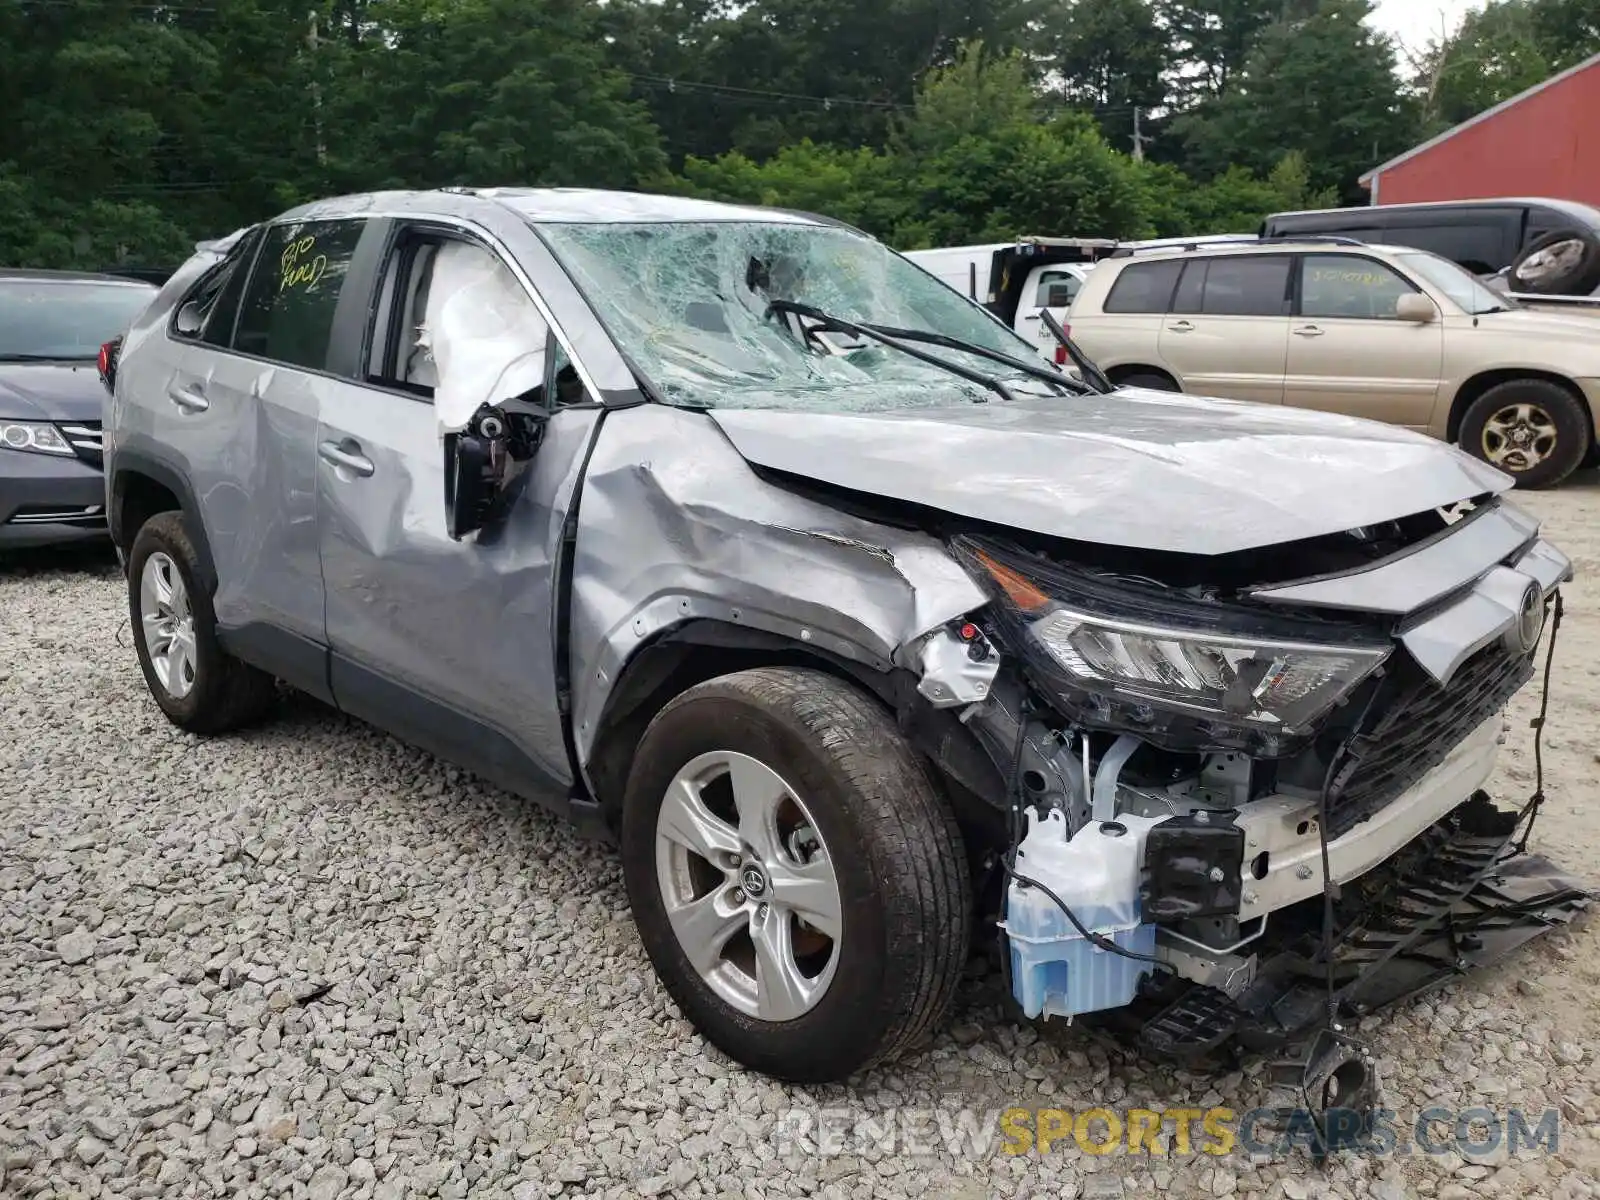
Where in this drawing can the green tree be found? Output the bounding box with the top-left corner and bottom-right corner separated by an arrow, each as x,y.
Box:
1172,0 -> 1420,198
324,0 -> 664,193
1156,0 -> 1295,102
1413,0 -> 1600,133
602,0 -> 1036,162
672,140 -> 911,238
1032,0 -> 1169,143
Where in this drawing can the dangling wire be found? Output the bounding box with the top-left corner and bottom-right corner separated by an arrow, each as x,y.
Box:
1516,589 -> 1564,854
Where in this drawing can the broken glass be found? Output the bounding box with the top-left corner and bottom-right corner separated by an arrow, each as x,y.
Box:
539,221 -> 1059,412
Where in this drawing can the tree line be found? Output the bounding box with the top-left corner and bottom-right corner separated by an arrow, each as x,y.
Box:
2,0 -> 1596,270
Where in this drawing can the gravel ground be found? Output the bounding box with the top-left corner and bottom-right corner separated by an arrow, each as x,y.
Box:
3,484 -> 1599,1200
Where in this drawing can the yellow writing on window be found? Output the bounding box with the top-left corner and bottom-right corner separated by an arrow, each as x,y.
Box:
279,235 -> 329,294
1311,268 -> 1391,288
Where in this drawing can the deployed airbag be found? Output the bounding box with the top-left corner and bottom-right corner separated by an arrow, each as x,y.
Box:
421,241 -> 549,433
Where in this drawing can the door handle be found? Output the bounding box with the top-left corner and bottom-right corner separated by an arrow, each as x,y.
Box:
318,440 -> 375,477
1293,325 -> 1326,338
168,385 -> 209,412
1167,320 -> 1194,333
1023,313 -> 1042,321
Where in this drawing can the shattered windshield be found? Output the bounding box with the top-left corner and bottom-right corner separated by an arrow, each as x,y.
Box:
539,220 -> 1057,411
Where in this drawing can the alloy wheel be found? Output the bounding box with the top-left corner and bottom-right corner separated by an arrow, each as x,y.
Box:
140,551 -> 198,700
1517,238 -> 1585,287
1482,402 -> 1558,474
654,750 -> 842,1022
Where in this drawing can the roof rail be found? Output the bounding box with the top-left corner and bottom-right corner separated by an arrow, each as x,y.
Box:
1258,234 -> 1368,247
1107,233 -> 1369,258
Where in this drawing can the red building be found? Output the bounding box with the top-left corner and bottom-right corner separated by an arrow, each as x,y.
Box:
1361,51 -> 1600,206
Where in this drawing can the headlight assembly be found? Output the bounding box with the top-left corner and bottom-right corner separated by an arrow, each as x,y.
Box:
0,421 -> 74,456
955,537 -> 1390,755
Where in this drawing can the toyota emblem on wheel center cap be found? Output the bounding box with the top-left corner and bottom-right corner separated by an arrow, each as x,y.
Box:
739,865 -> 768,898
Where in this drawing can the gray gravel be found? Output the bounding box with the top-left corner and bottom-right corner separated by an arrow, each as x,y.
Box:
4,489 -> 1600,1200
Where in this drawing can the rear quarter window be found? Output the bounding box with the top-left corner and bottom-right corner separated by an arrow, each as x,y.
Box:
232,220 -> 366,371
1102,260 -> 1184,314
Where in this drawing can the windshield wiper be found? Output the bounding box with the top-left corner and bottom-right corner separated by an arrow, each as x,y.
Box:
1037,309 -> 1115,394
856,319 -> 1093,396
767,300 -> 1017,403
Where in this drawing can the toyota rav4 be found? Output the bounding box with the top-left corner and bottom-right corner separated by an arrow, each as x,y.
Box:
105,189 -> 1588,1101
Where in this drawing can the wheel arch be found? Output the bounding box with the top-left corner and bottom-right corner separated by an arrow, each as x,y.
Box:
1446,369 -> 1595,448
1106,363 -> 1181,390
109,453 -> 217,595
585,619 -> 1006,840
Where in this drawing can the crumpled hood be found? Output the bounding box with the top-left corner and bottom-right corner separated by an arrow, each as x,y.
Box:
0,363 -> 106,424
708,388 -> 1512,555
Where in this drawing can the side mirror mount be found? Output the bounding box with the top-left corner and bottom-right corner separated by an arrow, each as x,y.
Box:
443,402 -> 547,541
174,300 -> 204,337
1395,294 -> 1439,323
444,431 -> 496,541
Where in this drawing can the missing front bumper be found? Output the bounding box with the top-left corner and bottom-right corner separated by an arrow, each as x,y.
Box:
1096,793 -> 1590,1063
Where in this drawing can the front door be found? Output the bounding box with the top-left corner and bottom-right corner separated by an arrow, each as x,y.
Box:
1282,254 -> 1443,429
1157,255 -> 1292,405
313,227 -> 603,794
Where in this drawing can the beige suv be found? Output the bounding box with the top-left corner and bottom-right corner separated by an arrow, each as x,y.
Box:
1067,239 -> 1600,488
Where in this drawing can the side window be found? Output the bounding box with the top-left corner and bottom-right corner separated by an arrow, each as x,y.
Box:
1300,255 -> 1419,320
369,232 -> 555,427
1103,260 -> 1184,314
1034,269 -> 1081,308
1383,221 -> 1511,275
233,220 -> 366,370
173,227 -> 263,348
1199,256 -> 1292,316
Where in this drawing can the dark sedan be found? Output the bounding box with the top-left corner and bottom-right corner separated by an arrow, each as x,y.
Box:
1,270 -> 157,548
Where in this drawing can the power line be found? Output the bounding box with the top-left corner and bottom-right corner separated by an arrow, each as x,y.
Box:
623,73 -> 914,112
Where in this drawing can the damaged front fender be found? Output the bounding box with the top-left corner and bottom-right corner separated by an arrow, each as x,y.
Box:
567,404 -> 989,765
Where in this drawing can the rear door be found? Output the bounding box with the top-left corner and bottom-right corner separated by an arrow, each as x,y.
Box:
155,219 -> 367,673
1157,255 -> 1292,405
1282,254 -> 1443,429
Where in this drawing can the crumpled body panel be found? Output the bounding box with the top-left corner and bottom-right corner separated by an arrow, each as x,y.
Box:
568,404 -> 987,764
710,389 -> 1512,556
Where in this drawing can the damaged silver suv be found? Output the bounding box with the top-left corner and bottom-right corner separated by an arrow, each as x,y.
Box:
106,189 -> 1588,1096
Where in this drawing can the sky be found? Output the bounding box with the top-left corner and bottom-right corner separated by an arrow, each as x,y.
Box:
1368,0 -> 1487,52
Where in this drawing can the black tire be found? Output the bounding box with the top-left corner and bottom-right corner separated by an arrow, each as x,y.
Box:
1509,228 -> 1600,296
1116,371 -> 1180,392
127,511 -> 277,733
621,667 -> 971,1083
1458,379 -> 1590,490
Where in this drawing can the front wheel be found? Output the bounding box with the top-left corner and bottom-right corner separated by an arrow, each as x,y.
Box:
1458,379 -> 1589,489
621,667 -> 971,1082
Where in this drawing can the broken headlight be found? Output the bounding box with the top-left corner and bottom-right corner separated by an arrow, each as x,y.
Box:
955,537 -> 1390,755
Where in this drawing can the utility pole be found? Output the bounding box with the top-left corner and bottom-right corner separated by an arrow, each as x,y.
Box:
308,9 -> 326,168
1131,107 -> 1152,162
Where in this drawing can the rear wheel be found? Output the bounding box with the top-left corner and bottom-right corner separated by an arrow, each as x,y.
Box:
1458,379 -> 1589,489
621,667 -> 971,1082
127,512 -> 277,732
